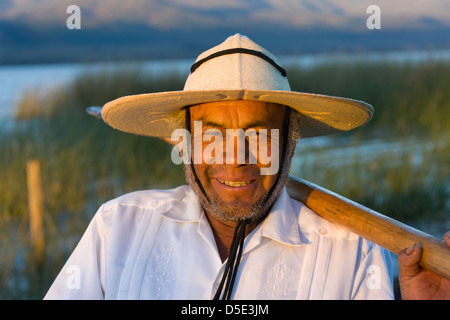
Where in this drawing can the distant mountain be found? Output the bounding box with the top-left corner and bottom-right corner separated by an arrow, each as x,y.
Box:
1,0 -> 450,64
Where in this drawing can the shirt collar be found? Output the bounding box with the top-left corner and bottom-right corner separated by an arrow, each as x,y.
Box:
161,185 -> 302,247
159,186 -> 203,222
256,186 -> 302,247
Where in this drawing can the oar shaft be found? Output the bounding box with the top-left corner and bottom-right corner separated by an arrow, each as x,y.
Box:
287,175 -> 450,280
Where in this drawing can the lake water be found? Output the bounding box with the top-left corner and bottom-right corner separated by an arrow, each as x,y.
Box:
0,59 -> 194,130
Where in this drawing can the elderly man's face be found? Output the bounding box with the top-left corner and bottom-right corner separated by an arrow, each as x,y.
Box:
188,100 -> 286,224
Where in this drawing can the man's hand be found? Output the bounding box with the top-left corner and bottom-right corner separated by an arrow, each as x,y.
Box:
398,231 -> 450,300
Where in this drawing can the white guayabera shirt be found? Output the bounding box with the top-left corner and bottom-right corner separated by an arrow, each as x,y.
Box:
44,186 -> 394,300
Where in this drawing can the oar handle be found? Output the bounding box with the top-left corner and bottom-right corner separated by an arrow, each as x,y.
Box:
287,175 -> 450,280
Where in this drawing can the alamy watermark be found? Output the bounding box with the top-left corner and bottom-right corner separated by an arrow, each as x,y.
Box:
366,265 -> 381,290
170,121 -> 280,175
367,5 -> 381,30
66,5 -> 81,30
66,4 -> 381,31
66,264 -> 81,290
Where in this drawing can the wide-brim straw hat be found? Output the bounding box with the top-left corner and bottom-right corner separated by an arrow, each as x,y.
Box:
101,34 -> 373,138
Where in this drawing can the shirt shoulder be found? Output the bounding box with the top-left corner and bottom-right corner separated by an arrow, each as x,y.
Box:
101,185 -> 191,212
92,185 -> 194,234
290,196 -> 359,240
290,196 -> 386,256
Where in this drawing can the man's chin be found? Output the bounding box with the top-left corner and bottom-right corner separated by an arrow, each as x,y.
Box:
183,163 -> 289,225
203,193 -> 270,224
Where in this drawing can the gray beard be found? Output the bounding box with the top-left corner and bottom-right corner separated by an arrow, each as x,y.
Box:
183,154 -> 292,224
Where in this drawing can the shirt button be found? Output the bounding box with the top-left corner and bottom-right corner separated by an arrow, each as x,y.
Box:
319,228 -> 327,235
150,200 -> 159,208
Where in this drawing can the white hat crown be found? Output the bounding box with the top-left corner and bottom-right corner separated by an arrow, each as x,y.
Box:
184,34 -> 291,92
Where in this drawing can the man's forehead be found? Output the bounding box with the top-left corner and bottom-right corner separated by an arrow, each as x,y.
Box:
189,100 -> 286,126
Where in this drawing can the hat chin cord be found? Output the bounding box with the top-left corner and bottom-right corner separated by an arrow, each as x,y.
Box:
184,107 -> 290,300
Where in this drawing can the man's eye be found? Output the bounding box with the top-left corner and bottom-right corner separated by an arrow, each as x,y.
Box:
246,130 -> 259,136
204,130 -> 222,136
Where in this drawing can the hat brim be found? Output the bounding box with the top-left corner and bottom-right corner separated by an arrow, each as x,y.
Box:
101,89 -> 373,138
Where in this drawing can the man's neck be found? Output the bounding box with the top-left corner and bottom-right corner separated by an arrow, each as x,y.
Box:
205,211 -> 261,262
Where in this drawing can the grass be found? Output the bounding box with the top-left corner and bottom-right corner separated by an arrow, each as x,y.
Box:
1,59 -> 449,299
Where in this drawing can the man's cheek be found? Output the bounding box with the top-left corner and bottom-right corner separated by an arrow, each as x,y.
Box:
258,130 -> 280,176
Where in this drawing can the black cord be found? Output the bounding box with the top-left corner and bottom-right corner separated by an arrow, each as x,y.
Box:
190,48 -> 287,77
185,107 -> 212,205
223,219 -> 248,300
213,219 -> 250,300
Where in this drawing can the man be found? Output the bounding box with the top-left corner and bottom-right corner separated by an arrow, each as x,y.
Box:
45,34 -> 449,300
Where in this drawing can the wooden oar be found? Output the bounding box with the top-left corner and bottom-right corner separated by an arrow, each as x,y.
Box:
286,175 -> 450,280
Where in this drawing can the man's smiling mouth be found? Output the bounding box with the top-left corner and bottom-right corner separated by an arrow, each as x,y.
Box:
217,179 -> 253,187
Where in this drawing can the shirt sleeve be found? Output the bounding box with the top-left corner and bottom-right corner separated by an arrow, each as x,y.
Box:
351,241 -> 394,300
44,206 -> 107,300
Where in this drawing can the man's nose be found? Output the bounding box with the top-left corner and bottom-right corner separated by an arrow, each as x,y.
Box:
224,129 -> 249,166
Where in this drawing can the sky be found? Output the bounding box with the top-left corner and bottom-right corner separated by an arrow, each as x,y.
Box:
1,0 -> 450,64
1,0 -> 450,31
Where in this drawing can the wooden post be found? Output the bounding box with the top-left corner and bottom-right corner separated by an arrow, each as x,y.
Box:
27,159 -> 44,265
